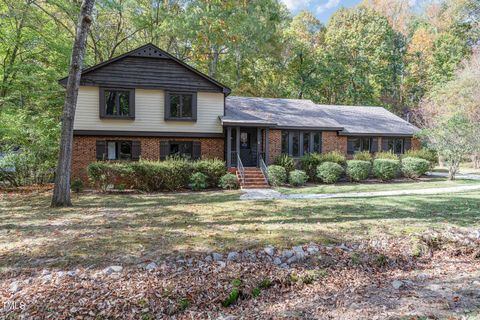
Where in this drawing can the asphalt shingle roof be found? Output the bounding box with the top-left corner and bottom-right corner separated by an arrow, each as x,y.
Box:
223,96 -> 342,130
224,96 -> 419,136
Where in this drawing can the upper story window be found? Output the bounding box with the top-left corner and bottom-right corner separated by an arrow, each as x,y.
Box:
348,137 -> 372,154
99,88 -> 135,119
165,91 -> 197,121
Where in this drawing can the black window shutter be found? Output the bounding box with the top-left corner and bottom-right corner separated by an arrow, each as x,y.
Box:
160,141 -> 169,160
347,138 -> 355,155
192,141 -> 201,160
404,138 -> 411,152
382,138 -> 389,151
371,137 -> 378,153
132,141 -> 141,161
96,140 -> 106,160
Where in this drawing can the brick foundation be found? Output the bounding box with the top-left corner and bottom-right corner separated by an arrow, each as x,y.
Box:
321,131 -> 347,154
72,135 -> 224,182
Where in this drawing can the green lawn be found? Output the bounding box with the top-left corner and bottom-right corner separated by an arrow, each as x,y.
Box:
276,177 -> 476,195
1,188 -> 480,273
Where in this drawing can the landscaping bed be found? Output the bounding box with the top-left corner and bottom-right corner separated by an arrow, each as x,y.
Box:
1,230 -> 479,319
276,177 -> 476,195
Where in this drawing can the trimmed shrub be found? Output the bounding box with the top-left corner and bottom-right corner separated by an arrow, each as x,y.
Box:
267,165 -> 287,186
219,173 -> 239,189
316,162 -> 344,184
190,172 -> 208,190
300,153 -> 322,181
373,159 -> 400,181
273,154 -> 295,173
288,170 -> 308,186
346,160 -> 371,182
192,159 -> 226,187
401,157 -> 430,179
403,149 -> 437,169
320,151 -> 346,166
128,159 -> 192,191
87,162 -> 124,192
375,151 -> 399,160
353,151 -> 373,162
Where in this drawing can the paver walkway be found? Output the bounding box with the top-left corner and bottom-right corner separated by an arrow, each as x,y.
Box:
241,172 -> 480,201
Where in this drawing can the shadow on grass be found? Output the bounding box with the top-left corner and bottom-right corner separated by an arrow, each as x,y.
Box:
0,190 -> 479,272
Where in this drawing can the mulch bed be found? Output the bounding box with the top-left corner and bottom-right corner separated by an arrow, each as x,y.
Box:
1,232 -> 479,319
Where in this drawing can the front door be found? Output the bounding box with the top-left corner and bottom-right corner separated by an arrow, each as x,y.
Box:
239,129 -> 257,166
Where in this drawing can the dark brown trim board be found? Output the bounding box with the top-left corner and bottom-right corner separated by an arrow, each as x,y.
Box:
58,43 -> 231,95
73,130 -> 225,138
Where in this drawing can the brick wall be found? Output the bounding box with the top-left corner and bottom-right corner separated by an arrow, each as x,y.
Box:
321,131 -> 347,154
411,137 -> 422,150
267,129 -> 282,164
72,135 -> 224,182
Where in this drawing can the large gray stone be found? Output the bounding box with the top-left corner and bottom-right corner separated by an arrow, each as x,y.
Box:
392,280 -> 405,290
307,245 -> 319,255
282,250 -> 294,259
227,251 -> 240,261
264,246 -> 275,257
145,262 -> 157,271
104,265 -> 123,275
9,281 -> 21,293
273,257 -> 282,265
211,252 -> 224,262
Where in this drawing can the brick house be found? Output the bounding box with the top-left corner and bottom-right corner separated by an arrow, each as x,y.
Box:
62,44 -> 420,184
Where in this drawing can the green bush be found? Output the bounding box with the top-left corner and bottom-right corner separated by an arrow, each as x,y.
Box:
300,153 -> 322,181
353,151 -> 373,162
273,154 -> 295,173
70,179 -> 84,193
87,162 -> 124,192
128,159 -> 192,191
320,151 -> 346,165
190,172 -> 208,190
375,151 -> 399,160
403,149 -> 437,169
316,162 -> 344,184
401,157 -> 431,179
346,160 -> 371,182
219,173 -> 239,189
373,159 -> 400,181
288,170 -> 308,186
192,159 -> 226,187
267,165 -> 287,186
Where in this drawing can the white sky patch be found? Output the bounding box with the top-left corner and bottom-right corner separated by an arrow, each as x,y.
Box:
408,0 -> 417,6
280,0 -> 312,11
316,0 -> 342,13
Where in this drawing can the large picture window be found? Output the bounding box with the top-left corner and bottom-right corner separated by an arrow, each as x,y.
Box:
99,88 -> 135,119
348,137 -> 372,154
281,131 -> 322,157
165,92 -> 197,121
386,138 -> 404,154
160,141 -> 201,160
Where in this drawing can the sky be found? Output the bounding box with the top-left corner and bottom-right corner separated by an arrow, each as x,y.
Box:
280,0 -> 363,23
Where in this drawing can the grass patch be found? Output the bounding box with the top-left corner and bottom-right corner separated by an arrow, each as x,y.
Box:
276,177 -> 476,195
1,188 -> 480,272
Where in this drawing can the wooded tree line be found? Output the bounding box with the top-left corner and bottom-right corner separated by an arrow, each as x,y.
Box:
0,0 -> 478,184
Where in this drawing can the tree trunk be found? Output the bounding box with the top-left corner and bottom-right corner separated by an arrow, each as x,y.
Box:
51,0 -> 95,207
448,161 -> 459,181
